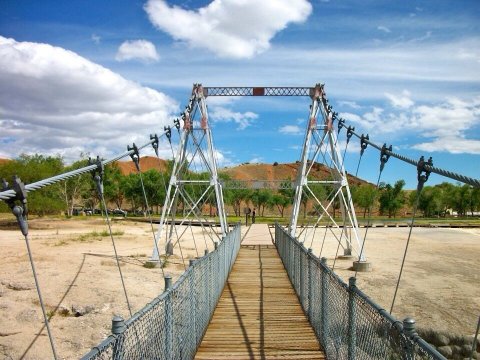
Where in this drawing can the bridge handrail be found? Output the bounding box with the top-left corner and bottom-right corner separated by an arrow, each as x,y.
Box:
81,223 -> 241,360
275,223 -> 446,360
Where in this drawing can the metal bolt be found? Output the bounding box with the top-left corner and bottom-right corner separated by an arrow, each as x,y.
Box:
204,249 -> 209,256
189,259 -> 195,267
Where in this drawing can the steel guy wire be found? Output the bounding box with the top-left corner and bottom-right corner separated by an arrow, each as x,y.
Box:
389,180 -> 423,314
135,163 -> 165,278
96,176 -> 133,317
24,231 -> 59,360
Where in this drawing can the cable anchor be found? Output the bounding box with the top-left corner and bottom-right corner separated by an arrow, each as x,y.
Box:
88,156 -> 104,196
416,156 -> 433,192
2,176 -> 28,236
331,111 -> 338,125
164,126 -> 172,143
150,134 -> 159,157
360,134 -> 369,156
173,118 -> 181,132
128,143 -> 141,172
337,118 -> 345,134
380,143 -> 392,172
346,125 -> 355,144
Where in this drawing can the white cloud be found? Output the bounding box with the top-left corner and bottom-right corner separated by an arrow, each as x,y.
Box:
377,26 -> 391,33
91,34 -> 101,44
249,157 -> 263,164
385,90 -> 414,109
144,0 -> 312,58
279,125 -> 303,135
340,96 -> 480,155
115,39 -> 160,62
338,100 -> 361,109
0,36 -> 178,161
413,137 -> 480,154
209,107 -> 258,130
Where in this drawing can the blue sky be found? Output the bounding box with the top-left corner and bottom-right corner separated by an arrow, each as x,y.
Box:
0,0 -> 479,189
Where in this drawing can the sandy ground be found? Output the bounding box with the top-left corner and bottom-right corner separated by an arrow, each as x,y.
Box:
0,217 -> 237,360
303,225 -> 480,337
0,218 -> 479,359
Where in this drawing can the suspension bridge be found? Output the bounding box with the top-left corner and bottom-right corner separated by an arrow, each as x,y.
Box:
1,84 -> 479,359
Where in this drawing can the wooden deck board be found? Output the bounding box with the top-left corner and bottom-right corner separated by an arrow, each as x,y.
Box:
195,245 -> 325,360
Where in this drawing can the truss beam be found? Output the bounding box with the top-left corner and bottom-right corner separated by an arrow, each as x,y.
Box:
203,87 -> 315,97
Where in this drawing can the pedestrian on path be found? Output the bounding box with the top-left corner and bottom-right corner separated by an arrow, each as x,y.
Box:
252,208 -> 256,224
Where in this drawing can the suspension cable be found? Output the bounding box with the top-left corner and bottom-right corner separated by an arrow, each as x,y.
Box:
2,177 -> 58,359
341,127 -> 480,188
128,142 -> 166,278
390,156 -> 432,314
0,135 -> 167,202
91,159 -> 133,317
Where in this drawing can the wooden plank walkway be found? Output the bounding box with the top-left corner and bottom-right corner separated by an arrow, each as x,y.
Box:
195,225 -> 325,359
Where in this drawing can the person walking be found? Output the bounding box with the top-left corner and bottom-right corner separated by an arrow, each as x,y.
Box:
252,208 -> 256,224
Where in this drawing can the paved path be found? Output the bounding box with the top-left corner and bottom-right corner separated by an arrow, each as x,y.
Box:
195,224 -> 325,360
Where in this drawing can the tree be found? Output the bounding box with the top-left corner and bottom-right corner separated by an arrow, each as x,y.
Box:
352,184 -> 377,218
103,163 -> 126,210
0,154 -> 65,215
58,158 -> 90,216
411,185 -> 443,217
249,189 -> 271,216
268,193 -> 290,217
378,180 -> 406,218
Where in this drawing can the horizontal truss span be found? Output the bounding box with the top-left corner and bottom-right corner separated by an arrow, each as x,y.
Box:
203,87 -> 315,97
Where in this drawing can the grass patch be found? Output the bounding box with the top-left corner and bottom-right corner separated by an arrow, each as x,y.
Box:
143,261 -> 157,269
73,229 -> 125,242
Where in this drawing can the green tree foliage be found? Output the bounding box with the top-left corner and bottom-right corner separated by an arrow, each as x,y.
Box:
249,189 -> 271,216
0,154 -> 65,215
268,193 -> 290,217
378,180 -> 406,218
352,184 -> 377,218
58,158 -> 91,216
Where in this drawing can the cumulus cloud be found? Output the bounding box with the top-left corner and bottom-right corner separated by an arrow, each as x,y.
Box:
115,39 -> 160,62
385,90 -> 414,109
0,36 -> 178,161
209,107 -> 258,130
279,125 -> 303,135
339,92 -> 480,154
144,0 -> 312,58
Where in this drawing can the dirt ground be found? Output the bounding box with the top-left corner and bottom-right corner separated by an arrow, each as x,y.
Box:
0,218 -> 479,359
306,225 -> 480,337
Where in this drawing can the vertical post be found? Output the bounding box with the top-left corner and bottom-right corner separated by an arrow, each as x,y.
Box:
403,317 -> 416,360
165,275 -> 173,359
307,248 -> 313,321
112,315 -> 125,360
321,257 -> 328,349
348,277 -> 357,360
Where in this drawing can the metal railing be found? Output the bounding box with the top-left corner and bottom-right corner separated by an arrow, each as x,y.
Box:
275,223 -> 446,360
82,224 -> 241,360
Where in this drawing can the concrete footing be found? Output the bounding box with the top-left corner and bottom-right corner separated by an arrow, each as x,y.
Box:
353,260 -> 372,272
166,242 -> 174,256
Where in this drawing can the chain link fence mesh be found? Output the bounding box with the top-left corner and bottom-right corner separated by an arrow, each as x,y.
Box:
275,223 -> 445,360
82,224 -> 241,360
